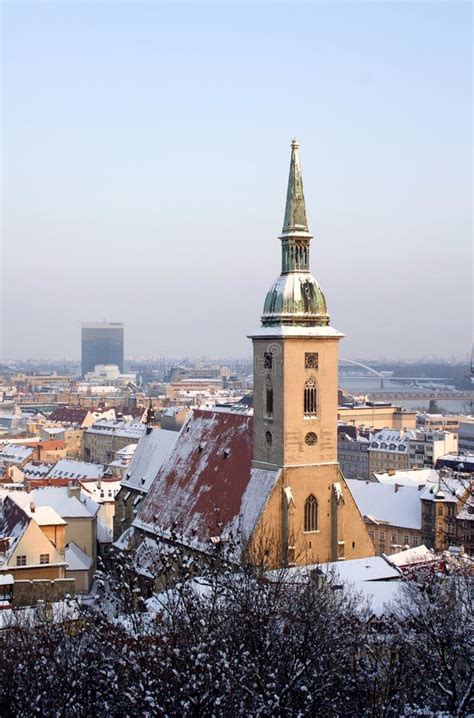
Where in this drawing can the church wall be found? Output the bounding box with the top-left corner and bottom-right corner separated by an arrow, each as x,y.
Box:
282,338 -> 339,466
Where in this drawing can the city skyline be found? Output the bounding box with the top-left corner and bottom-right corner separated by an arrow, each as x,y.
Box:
2,2 -> 472,360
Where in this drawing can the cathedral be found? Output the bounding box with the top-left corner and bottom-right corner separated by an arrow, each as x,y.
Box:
125,141 -> 374,567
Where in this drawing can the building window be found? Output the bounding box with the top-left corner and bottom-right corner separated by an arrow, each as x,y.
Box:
305,432 -> 318,446
16,555 -> 26,566
380,531 -> 385,541
264,352 -> 273,370
305,352 -> 318,369
39,554 -> 50,564
391,533 -> 397,544
412,535 -> 419,546
265,430 -> 272,447
304,378 -> 317,416
265,377 -> 273,416
437,505 -> 444,516
369,530 -> 375,540
304,494 -> 318,532
403,535 -> 409,545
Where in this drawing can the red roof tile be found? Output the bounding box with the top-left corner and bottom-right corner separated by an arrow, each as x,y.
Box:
134,410 -> 254,550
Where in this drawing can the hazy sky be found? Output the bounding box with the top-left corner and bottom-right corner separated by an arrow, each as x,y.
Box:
1,2 -> 472,361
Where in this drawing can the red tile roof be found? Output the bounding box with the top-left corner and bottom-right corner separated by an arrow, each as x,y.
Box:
134,410 -> 254,551
48,407 -> 90,424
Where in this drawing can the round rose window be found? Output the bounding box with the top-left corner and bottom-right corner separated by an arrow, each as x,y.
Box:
305,432 -> 317,446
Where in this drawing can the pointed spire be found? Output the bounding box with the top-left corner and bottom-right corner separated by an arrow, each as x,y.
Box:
145,398 -> 156,431
282,139 -> 310,235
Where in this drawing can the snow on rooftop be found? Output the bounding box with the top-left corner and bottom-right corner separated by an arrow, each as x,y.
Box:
134,409 -> 254,553
65,542 -> 93,571
48,459 -> 105,480
31,487 -> 96,519
374,468 -> 438,487
346,479 -> 422,530
121,428 -> 178,493
239,467 -> 281,543
7,492 -> 67,526
0,444 -> 34,463
386,545 -> 434,567
86,419 -> 145,439
420,477 -> 468,503
80,479 -> 121,502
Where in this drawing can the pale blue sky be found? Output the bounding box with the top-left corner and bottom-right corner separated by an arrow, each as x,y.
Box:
1,1 -> 472,360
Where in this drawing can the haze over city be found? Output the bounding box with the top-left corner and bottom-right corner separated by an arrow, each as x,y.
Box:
2,2 -> 472,360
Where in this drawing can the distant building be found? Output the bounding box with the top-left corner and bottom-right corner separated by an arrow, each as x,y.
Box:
346,479 -> 422,555
83,419 -> 145,463
160,406 -> 190,432
458,420 -> 474,452
408,430 -> 457,469
81,322 -> 124,376
436,451 -> 474,473
417,413 -> 464,433
337,402 -> 417,431
420,476 -> 470,552
337,426 -> 369,479
368,430 -> 413,475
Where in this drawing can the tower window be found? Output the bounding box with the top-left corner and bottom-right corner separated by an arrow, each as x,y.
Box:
265,430 -> 272,447
264,352 -> 273,370
305,353 -> 318,369
265,377 -> 273,416
304,378 -> 317,415
304,494 -> 318,532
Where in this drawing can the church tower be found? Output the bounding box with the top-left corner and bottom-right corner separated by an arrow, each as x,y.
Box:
248,140 -> 374,565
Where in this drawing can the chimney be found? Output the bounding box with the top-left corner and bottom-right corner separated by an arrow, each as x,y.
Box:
30,501 -> 36,513
68,481 -> 81,499
387,468 -> 396,476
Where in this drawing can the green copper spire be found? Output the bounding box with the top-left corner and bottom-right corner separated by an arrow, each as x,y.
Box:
282,138 -> 309,235
260,140 -> 329,327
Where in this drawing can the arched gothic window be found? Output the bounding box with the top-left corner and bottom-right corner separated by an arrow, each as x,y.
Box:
265,377 -> 273,416
304,377 -> 317,415
304,494 -> 318,532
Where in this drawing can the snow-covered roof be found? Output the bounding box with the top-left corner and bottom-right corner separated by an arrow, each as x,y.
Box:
22,461 -> 53,479
31,487 -> 97,519
368,429 -> 416,453
386,545 -> 434,567
420,477 -> 468,503
121,428 -> 178,493
267,555 -> 400,587
239,468 -> 281,543
374,468 -> 439,487
0,497 -> 30,561
346,479 -> 422,530
48,459 -> 105,480
0,444 -> 34,463
86,419 -> 145,440
79,479 -> 121,503
115,444 -> 137,458
6,492 -> 67,526
65,542 -> 93,571
134,409 -> 255,553
437,452 -> 474,469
